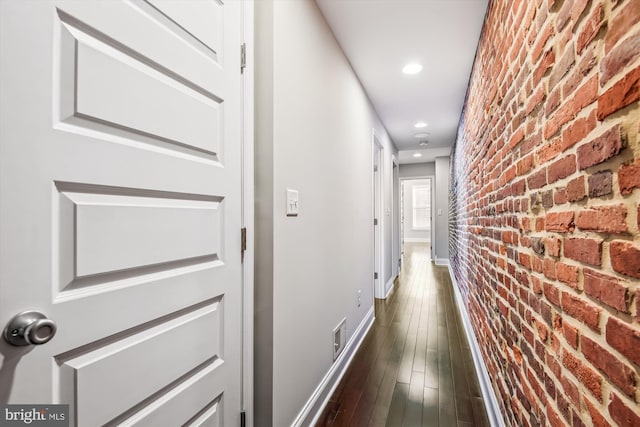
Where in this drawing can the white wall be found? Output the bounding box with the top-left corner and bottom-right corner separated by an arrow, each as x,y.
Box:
254,1 -> 398,425
403,179 -> 430,242
434,157 -> 450,263
399,161 -> 435,178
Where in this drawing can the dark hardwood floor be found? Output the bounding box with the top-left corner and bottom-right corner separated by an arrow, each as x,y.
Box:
316,243 -> 490,427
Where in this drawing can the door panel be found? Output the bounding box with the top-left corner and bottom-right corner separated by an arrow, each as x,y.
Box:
58,300 -> 222,426
0,1 -> 243,426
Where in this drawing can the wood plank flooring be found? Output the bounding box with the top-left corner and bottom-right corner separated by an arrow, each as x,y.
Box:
316,243 -> 490,427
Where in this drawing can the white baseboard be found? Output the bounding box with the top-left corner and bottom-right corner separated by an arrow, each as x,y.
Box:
448,265 -> 506,427
384,276 -> 396,299
403,237 -> 430,243
434,258 -> 449,266
293,306 -> 375,427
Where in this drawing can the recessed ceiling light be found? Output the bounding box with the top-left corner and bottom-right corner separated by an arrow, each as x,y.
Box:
414,132 -> 429,138
402,63 -> 423,75
414,121 -> 428,128
413,153 -> 422,158
419,141 -> 429,146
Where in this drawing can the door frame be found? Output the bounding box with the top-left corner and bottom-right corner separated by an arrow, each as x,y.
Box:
399,176 -> 435,259
372,130 -> 384,299
391,156 -> 400,279
241,2 -> 254,426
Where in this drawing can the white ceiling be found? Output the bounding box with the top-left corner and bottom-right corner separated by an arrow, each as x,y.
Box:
315,0 -> 488,163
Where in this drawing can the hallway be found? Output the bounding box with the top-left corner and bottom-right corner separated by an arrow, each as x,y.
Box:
317,243 -> 490,427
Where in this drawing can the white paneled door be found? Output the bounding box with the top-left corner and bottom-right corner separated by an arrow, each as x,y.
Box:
0,1 -> 244,426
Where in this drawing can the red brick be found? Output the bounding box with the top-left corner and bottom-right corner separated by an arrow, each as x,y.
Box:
536,320 -> 549,341
563,321 -> 579,349
544,237 -> 561,257
557,390 -> 571,422
547,404 -> 564,427
577,3 -> 604,54
610,240 -> 640,279
544,282 -> 561,307
542,190 -> 553,210
556,262 -> 579,287
606,317 -> 640,367
532,276 -> 544,294
618,159 -> 640,195
583,268 -> 628,312
517,154 -> 535,176
575,204 -> 628,233
601,30 -> 640,85
544,258 -> 557,280
564,237 -> 602,266
508,127 -> 525,150
532,22 -> 555,62
597,66 -> 640,120
545,211 -> 575,232
537,139 -> 562,163
562,350 -> 603,401
549,42 -> 576,89
585,398 -> 608,427
571,0 -> 590,28
582,335 -> 636,398
565,176 -> 586,202
637,289 -> 640,323
584,399 -> 611,427
545,85 -> 561,116
525,86 -> 545,115
545,75 -> 598,138
562,292 -> 601,332
560,110 -> 596,151
533,255 -> 544,273
563,45 -> 598,99
577,125 -> 625,170
519,252 -> 532,270
534,49 -> 556,87
605,0 -> 640,52
556,0 -> 573,32
609,392 -> 640,427
528,168 -> 547,190
588,171 -> 613,197
548,154 -> 576,184
554,187 -> 568,204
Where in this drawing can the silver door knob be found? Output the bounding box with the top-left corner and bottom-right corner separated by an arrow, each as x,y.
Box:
3,310 -> 57,346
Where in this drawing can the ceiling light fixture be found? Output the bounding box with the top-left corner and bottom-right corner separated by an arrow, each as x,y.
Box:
414,121 -> 428,128
419,141 -> 429,146
402,63 -> 423,75
414,132 -> 429,138
413,153 -> 423,158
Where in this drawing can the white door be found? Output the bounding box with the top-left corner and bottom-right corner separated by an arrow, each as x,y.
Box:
0,1 -> 244,426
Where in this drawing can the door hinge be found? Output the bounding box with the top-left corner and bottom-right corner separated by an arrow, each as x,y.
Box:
241,227 -> 247,262
240,411 -> 246,427
374,272 -> 379,280
240,43 -> 246,73
374,218 -> 378,226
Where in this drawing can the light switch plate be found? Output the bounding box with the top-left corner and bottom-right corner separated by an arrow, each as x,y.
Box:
286,189 -> 299,216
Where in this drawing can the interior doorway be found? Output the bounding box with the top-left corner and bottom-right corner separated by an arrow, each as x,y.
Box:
400,178 -> 433,261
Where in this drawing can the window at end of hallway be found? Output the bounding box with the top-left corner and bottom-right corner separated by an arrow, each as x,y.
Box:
412,185 -> 430,230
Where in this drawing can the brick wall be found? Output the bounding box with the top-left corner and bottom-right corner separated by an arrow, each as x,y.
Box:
450,0 -> 640,426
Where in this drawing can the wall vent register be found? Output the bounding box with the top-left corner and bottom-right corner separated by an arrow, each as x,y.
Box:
333,318 -> 346,361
